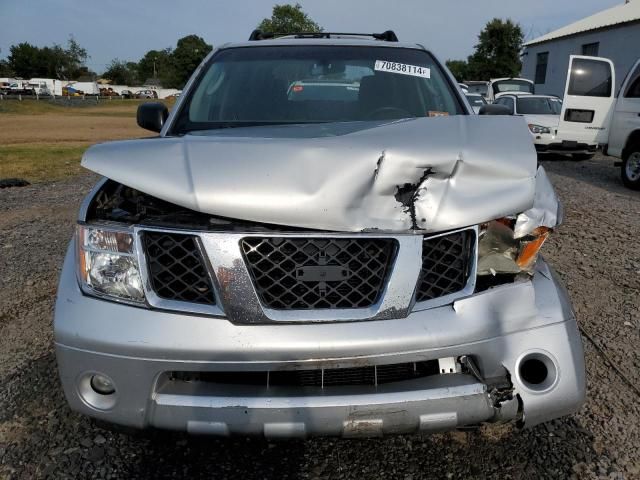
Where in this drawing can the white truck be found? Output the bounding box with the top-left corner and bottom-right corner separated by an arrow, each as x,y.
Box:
28,78 -> 64,96
558,55 -> 640,189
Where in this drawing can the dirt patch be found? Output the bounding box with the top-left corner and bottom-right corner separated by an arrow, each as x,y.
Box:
0,114 -> 149,145
0,100 -> 158,183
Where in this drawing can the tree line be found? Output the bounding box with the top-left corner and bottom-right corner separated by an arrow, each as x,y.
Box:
0,37 -> 91,80
0,4 -> 522,88
445,19 -> 524,82
0,4 -> 318,88
0,35 -> 213,89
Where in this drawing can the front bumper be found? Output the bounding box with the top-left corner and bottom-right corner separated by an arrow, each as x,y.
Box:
54,243 -> 585,437
534,140 -> 598,155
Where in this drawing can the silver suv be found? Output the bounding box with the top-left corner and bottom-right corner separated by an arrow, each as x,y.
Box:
55,31 -> 585,437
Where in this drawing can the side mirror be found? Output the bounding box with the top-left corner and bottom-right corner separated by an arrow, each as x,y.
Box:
137,102 -> 169,132
479,104 -> 512,116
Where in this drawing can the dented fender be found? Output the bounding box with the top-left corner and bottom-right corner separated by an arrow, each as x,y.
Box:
514,166 -> 563,238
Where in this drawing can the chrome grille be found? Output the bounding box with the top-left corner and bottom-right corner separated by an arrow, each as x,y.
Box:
416,230 -> 475,302
240,237 -> 396,310
143,232 -> 216,305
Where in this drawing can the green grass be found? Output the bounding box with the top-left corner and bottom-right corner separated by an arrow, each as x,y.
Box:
0,144 -> 89,183
0,98 -> 174,116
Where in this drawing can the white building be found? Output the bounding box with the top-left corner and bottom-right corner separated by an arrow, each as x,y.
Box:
521,0 -> 640,97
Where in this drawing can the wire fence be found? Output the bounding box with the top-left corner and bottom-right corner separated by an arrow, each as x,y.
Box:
0,94 -> 163,104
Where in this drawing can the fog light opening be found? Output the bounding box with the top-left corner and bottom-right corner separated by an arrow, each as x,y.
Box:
520,358 -> 547,385
517,351 -> 558,393
90,374 -> 116,395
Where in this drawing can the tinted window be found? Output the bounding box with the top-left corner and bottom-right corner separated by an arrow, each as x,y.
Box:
624,64 -> 640,98
517,97 -> 562,115
535,52 -> 549,85
492,80 -> 535,94
173,45 -> 463,133
581,42 -> 599,56
567,58 -> 612,97
496,97 -> 514,114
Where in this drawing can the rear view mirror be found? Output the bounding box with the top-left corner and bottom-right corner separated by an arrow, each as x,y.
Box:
137,102 -> 169,132
479,104 -> 512,116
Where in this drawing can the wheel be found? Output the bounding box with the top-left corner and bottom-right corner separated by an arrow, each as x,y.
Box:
571,153 -> 594,161
621,148 -> 640,190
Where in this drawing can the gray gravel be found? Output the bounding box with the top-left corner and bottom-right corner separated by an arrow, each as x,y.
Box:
1,154 -> 639,479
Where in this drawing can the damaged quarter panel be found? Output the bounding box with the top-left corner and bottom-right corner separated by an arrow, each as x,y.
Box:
81,115 -> 537,232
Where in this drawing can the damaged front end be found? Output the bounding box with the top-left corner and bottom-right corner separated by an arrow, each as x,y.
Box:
57,113 -> 585,437
476,166 -> 562,291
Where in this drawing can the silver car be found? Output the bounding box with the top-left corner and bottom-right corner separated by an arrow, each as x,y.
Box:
55,31 -> 585,438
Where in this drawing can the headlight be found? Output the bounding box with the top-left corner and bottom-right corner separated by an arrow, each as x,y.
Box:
528,124 -> 551,135
477,219 -> 550,276
76,225 -> 145,303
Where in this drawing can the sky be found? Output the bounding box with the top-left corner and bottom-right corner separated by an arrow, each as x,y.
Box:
0,0 -> 623,74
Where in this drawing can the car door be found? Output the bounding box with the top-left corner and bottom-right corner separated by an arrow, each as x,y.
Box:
607,58 -> 640,158
557,55 -> 616,146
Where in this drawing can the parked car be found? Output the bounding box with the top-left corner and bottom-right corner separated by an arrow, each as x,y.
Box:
532,54 -> 640,188
465,93 -> 487,114
489,78 -> 535,103
464,81 -> 490,101
494,94 -> 596,160
120,89 -> 135,99
610,57 -> 640,189
135,89 -> 158,99
458,82 -> 469,94
55,30 -> 585,438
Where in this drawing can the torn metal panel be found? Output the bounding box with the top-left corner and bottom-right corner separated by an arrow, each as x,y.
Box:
477,221 -> 522,276
514,166 -> 562,239
82,115 -> 537,233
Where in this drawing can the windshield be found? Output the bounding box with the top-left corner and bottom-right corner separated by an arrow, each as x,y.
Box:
517,97 -> 561,115
492,80 -> 535,95
465,94 -> 486,107
172,45 -> 464,133
466,83 -> 488,95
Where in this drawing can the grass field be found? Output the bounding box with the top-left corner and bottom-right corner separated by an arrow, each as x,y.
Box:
0,99 -> 173,183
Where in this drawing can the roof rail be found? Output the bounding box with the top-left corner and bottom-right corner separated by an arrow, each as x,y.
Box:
248,30 -> 399,42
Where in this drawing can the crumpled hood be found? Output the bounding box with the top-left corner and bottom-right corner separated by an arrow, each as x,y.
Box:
82,115 -> 539,232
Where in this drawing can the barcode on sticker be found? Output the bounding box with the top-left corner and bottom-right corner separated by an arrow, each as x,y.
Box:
374,60 -> 430,78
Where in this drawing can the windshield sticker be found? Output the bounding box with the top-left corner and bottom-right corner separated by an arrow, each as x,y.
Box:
375,60 -> 430,79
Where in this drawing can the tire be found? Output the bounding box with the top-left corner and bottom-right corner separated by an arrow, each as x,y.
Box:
572,153 -> 594,161
621,147 -> 640,190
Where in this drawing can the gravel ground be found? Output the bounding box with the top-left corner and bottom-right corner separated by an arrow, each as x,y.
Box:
0,154 -> 639,479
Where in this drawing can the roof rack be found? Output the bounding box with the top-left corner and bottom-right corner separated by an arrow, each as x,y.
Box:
248,30 -> 399,42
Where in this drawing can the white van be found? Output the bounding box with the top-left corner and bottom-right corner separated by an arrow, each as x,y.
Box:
558,55 -> 640,189
28,78 -> 63,96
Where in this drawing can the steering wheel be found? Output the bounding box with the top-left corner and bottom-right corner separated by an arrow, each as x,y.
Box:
367,106 -> 414,120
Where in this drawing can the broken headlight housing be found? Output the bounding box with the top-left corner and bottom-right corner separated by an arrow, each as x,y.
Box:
477,219 -> 550,277
76,225 -> 145,303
